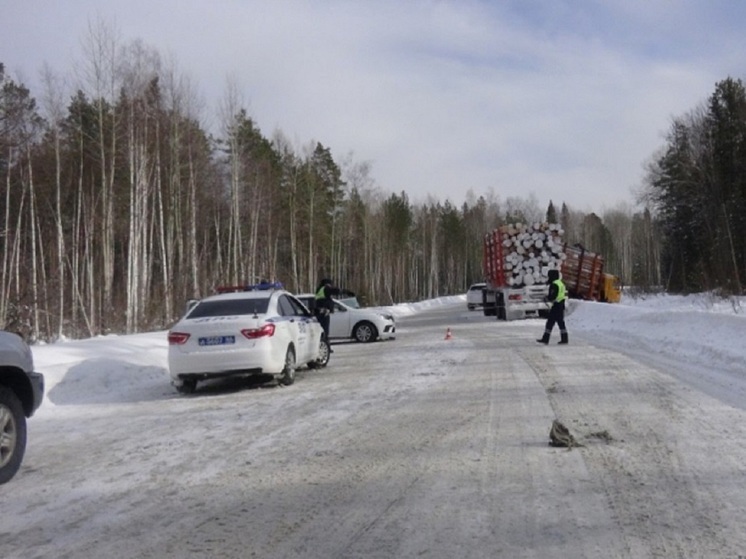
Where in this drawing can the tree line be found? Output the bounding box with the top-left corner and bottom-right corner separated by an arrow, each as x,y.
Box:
4,24 -> 740,342
643,77 -> 746,295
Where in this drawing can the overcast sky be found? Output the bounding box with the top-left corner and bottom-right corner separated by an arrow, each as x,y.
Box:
3,1 -> 746,213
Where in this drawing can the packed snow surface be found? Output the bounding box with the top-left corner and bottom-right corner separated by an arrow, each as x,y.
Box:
3,292 -> 745,558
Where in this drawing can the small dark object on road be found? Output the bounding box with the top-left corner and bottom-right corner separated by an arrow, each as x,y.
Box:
549,420 -> 582,449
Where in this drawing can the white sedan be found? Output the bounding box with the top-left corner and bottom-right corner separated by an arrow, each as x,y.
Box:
296,295 -> 396,343
168,288 -> 329,394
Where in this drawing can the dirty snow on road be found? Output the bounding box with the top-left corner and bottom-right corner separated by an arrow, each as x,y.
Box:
2,293 -> 746,558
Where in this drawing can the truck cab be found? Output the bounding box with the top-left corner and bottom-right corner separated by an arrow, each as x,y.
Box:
600,273 -> 622,303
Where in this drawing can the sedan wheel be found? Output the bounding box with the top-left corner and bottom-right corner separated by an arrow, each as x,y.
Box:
353,321 -> 378,343
0,387 -> 26,485
280,347 -> 296,386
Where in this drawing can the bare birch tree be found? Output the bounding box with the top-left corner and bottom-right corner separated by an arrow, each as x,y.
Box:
78,17 -> 122,332
219,78 -> 246,285
121,40 -> 161,332
40,64 -> 67,338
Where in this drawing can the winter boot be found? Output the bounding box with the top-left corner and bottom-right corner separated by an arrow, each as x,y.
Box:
536,332 -> 550,344
558,331 -> 568,345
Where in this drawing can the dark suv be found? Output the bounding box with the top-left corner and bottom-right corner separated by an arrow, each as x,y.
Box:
0,331 -> 44,484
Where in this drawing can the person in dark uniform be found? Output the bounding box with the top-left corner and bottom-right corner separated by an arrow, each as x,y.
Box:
314,278 -> 351,351
536,269 -> 568,345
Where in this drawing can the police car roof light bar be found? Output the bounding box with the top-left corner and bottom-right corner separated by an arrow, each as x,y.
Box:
215,281 -> 284,294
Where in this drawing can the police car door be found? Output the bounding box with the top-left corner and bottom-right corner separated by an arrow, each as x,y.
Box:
280,294 -> 315,363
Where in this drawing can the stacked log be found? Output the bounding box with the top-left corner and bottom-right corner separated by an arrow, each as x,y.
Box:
496,222 -> 565,287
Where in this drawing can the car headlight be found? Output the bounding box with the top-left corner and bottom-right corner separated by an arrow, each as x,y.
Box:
381,314 -> 394,321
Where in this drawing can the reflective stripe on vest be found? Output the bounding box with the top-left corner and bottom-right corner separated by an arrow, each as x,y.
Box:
315,286 -> 325,300
554,279 -> 567,303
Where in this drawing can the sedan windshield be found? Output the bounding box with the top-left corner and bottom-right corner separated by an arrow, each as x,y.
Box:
337,297 -> 361,309
188,298 -> 269,318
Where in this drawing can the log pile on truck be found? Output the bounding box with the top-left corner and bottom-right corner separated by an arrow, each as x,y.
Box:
562,244 -> 621,303
481,222 -> 621,321
484,222 -> 564,287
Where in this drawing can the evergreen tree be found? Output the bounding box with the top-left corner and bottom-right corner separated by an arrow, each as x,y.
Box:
545,200 -> 557,223
705,77 -> 746,292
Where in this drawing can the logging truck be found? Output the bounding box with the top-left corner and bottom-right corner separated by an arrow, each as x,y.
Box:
481,223 -> 621,321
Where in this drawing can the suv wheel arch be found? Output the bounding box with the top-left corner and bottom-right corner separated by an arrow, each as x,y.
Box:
0,385 -> 27,484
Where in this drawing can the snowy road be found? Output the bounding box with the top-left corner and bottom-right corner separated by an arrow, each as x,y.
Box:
3,300 -> 746,558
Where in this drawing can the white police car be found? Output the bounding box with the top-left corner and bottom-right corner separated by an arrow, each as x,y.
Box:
168,284 -> 330,394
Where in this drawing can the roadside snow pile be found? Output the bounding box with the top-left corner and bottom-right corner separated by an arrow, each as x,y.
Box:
34,332 -> 170,413
383,295 -> 464,318
571,294 -> 746,377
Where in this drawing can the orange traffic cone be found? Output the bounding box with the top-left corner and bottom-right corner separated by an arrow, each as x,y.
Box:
444,327 -> 453,340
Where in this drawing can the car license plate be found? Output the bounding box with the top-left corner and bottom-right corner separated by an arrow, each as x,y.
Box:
198,335 -> 235,346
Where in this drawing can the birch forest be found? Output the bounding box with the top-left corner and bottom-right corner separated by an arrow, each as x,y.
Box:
4,25 -> 742,342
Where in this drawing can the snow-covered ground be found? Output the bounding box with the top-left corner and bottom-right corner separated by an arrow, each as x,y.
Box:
4,292 -> 746,558
569,293 -> 746,410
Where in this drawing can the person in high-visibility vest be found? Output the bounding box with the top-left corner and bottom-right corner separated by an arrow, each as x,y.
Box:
314,279 -> 334,340
537,269 -> 568,344
314,278 -> 352,351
